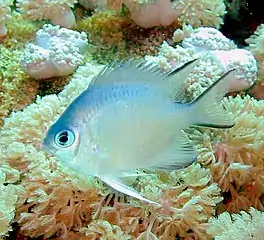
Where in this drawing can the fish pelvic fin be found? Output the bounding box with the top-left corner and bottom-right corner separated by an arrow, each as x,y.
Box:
99,175 -> 161,206
189,70 -> 236,128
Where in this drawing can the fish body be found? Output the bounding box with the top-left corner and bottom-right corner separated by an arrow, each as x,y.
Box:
43,59 -> 235,205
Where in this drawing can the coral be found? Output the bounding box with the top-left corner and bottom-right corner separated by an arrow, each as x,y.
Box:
78,0 -> 109,11
16,0 -> 77,28
0,164 -> 24,238
138,164 -> 223,240
0,63 -> 105,239
0,12 -> 43,124
76,10 -> 132,63
245,24 -> 264,62
76,10 -> 179,63
245,24 -> 264,99
2,12 -> 42,48
186,95 -> 264,213
207,207 -> 264,239
20,24 -> 88,79
80,220 -> 131,239
179,26 -> 237,51
0,0 -> 12,37
122,0 -> 178,28
0,46 -> 39,126
145,27 -> 258,99
172,0 -> 227,28
210,49 -> 258,92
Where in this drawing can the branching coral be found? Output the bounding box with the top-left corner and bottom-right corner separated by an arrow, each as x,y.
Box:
186,95 -> 264,214
147,164 -> 223,240
245,24 -> 264,62
207,207 -> 264,239
16,0 -> 77,28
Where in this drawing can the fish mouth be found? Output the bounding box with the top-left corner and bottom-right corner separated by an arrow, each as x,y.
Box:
41,142 -> 57,157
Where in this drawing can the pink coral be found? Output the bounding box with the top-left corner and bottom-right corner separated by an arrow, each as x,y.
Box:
16,0 -> 77,28
20,24 -> 88,79
123,0 -> 178,28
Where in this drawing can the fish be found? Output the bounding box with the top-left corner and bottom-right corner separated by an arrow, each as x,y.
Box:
43,58 -> 235,206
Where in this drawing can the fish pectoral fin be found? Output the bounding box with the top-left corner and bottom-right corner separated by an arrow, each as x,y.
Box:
99,175 -> 161,206
153,130 -> 197,171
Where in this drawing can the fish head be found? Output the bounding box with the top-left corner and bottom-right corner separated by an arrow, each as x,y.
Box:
42,118 -> 81,169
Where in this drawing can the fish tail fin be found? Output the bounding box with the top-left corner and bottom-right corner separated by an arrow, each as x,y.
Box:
190,70 -> 235,128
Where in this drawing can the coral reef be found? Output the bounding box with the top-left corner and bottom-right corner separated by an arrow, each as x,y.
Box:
0,0 -> 264,239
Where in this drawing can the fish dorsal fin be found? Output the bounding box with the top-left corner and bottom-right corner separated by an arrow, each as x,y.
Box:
89,58 -> 199,102
166,58 -> 198,102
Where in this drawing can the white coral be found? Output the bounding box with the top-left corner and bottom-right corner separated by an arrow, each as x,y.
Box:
207,207 -> 264,240
180,27 -> 237,51
172,0 -> 227,29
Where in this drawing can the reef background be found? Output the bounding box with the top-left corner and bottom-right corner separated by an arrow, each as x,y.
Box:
1,0 -> 264,239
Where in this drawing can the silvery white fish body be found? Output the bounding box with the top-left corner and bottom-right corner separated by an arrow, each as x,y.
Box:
43,58 -> 235,205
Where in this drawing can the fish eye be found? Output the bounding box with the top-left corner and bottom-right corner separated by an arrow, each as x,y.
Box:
55,130 -> 75,148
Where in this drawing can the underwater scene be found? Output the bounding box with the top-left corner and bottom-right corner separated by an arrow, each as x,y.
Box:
1,0 -> 264,239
